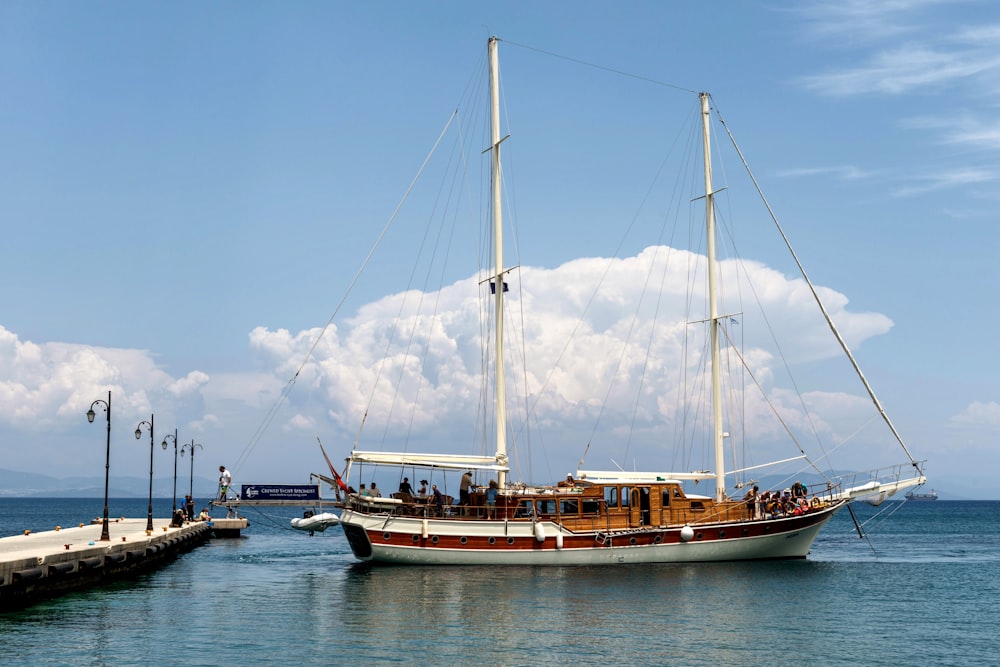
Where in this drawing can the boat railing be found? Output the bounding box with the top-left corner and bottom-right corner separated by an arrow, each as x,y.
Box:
829,461 -> 927,501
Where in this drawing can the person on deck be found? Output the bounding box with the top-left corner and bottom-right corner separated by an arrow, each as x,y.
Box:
398,477 -> 414,496
370,482 -> 382,498
428,484 -> 444,516
460,471 -> 473,506
743,485 -> 759,520
418,480 -> 428,496
485,480 -> 498,519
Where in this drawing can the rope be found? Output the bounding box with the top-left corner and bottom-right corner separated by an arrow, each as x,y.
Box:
231,110 -> 460,475
711,95 -> 923,475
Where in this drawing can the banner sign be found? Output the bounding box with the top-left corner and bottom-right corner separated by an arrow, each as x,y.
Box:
240,484 -> 320,501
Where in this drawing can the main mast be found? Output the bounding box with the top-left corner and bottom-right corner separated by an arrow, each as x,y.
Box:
701,92 -> 727,503
489,36 -> 508,488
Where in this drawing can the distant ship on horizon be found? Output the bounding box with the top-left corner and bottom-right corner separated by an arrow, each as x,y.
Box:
905,489 -> 938,501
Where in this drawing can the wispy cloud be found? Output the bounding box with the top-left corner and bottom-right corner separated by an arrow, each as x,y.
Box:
950,400 -> 1000,427
774,165 -> 874,180
795,0 -> 959,42
800,42 -> 1000,96
793,0 -> 1000,97
890,167 -> 997,197
906,114 -> 1000,150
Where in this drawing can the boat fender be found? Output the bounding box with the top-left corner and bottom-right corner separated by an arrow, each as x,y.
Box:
421,519 -> 429,539
555,533 -> 563,550
534,522 -> 545,542
680,525 -> 695,542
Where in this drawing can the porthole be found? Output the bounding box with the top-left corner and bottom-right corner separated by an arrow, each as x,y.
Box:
742,528 -> 749,537
507,537 -> 515,545
488,537 -> 496,545
653,534 -> 663,544
412,534 -> 420,543
629,537 -> 637,545
431,536 -> 439,544
460,536 -> 468,545
382,532 -> 392,541
764,525 -> 771,533
696,532 -> 703,540
719,530 -> 726,539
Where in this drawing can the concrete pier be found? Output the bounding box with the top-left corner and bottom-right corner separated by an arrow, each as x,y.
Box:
207,517 -> 249,537
0,518 -> 211,611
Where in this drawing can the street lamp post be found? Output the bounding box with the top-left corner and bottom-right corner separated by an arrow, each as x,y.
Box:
134,415 -> 155,532
86,391 -> 112,542
161,429 -> 178,513
180,440 -> 203,500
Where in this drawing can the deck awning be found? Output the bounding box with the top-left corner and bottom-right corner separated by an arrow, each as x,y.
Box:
577,470 -> 717,484
348,450 -> 509,473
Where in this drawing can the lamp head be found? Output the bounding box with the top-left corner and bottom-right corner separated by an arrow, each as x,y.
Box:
135,427 -> 142,440
161,440 -> 168,451
87,409 -> 96,423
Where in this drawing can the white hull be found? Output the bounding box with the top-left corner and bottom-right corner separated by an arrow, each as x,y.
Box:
340,503 -> 842,566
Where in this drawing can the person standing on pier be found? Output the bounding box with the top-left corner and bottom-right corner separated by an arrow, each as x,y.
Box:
218,466 -> 232,501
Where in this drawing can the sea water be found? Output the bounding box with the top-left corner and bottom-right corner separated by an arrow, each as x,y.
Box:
0,498 -> 996,666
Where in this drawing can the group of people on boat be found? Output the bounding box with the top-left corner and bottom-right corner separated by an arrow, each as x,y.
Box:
350,473 -> 507,519
743,481 -> 819,519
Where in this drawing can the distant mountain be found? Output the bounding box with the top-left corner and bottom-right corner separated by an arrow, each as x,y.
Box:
0,468 -> 219,498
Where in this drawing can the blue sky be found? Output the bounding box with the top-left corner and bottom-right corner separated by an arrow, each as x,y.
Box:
1,1 -> 998,498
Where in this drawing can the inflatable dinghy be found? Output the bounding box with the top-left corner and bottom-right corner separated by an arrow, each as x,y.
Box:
291,512 -> 340,533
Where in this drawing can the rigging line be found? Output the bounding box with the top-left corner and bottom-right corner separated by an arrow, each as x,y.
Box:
862,494 -> 909,530
400,139 -> 467,451
713,182 -> 831,465
803,414 -> 880,472
846,503 -> 881,556
718,326 -> 813,465
380,125 -> 464,450
234,502 -> 303,533
498,38 -> 698,94
710,95 -> 922,473
519,101 -> 701,470
232,110 -> 460,471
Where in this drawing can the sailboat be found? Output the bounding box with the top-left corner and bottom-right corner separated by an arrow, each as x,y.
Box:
336,37 -> 926,565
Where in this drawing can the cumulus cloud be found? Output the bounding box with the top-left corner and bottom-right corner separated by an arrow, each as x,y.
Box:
248,245 -> 896,472
0,325 -> 208,433
0,245 -> 902,478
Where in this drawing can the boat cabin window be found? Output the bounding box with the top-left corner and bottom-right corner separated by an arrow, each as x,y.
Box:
605,486 -> 631,508
515,499 -> 535,517
559,499 -> 578,516
661,490 -> 671,507
536,499 -> 557,516
581,499 -> 602,515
